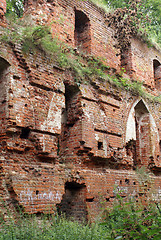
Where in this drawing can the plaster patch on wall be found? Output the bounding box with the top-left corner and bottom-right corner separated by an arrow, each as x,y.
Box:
126,105 -> 136,143
41,92 -> 65,134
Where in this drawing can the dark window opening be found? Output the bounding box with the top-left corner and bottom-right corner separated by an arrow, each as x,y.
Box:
74,10 -> 91,53
98,141 -> 103,150
36,190 -> 39,195
153,59 -> 161,90
125,179 -> 129,184
159,140 -> 161,153
86,197 -> 94,202
20,127 -> 30,139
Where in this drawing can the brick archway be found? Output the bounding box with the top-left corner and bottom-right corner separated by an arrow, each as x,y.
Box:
126,99 -> 160,168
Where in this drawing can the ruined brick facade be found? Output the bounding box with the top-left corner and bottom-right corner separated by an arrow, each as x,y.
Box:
0,0 -> 161,222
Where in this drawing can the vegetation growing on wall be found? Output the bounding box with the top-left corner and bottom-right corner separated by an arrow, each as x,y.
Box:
106,0 -> 161,47
91,0 -> 161,49
1,198 -> 161,239
0,21 -> 160,102
5,0 -> 161,49
6,0 -> 23,18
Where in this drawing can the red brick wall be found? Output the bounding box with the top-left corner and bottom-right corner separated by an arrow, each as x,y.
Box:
1,0 -> 161,222
130,38 -> 161,88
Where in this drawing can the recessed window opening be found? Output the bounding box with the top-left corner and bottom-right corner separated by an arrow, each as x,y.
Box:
36,190 -> 39,195
153,59 -> 161,90
74,10 -> 91,53
20,127 -> 30,139
159,140 -> 161,153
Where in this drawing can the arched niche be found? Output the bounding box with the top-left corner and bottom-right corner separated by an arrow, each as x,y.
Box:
74,10 -> 91,53
153,59 -> 161,91
0,57 -> 10,134
125,99 -> 160,168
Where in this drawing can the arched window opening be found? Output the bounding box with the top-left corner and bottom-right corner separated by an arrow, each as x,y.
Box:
74,10 -> 91,53
153,59 -> 161,90
126,100 -> 155,169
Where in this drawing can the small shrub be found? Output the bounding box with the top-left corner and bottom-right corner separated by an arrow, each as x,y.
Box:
101,196 -> 161,240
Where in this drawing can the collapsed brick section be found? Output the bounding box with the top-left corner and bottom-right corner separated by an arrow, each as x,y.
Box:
0,0 -> 161,222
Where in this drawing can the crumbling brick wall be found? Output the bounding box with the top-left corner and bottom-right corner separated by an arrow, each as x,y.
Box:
0,0 -> 161,222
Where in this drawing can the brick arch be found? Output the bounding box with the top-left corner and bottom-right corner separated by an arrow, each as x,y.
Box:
125,99 -> 160,169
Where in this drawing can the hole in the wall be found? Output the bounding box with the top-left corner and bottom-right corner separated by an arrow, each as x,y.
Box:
133,182 -> 136,185
113,109 -> 116,112
86,197 -> 94,202
35,212 -> 43,217
125,179 -> 129,184
80,141 -> 85,146
98,141 -> 103,150
20,127 -> 30,139
25,104 -> 27,107
36,190 -> 39,195
120,180 -> 122,185
106,198 -> 110,202
125,139 -> 136,159
57,181 -> 87,222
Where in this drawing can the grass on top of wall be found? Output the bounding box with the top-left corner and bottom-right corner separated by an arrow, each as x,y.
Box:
0,21 -> 161,103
